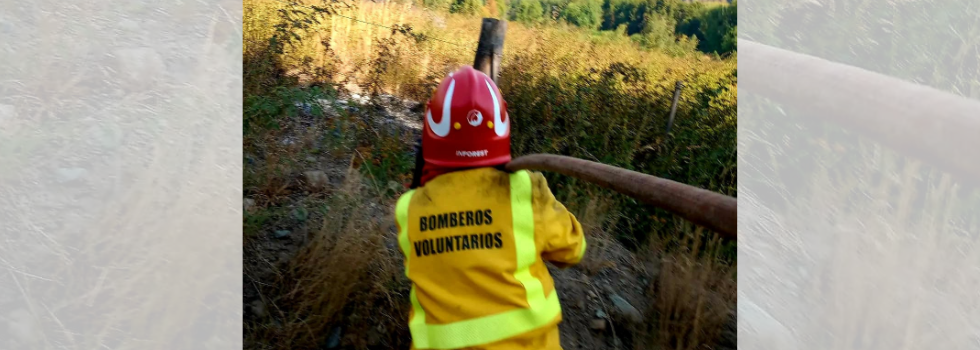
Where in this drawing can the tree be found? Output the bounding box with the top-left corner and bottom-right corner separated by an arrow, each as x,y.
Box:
560,0 -> 603,30
450,0 -> 484,15
492,0 -> 510,19
721,25 -> 736,54
698,3 -> 736,54
630,14 -> 676,49
510,0 -> 544,23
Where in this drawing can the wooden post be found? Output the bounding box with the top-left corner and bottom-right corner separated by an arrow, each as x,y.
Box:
665,80 -> 684,136
473,18 -> 507,84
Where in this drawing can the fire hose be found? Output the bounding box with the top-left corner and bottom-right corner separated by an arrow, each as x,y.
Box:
409,143 -> 737,239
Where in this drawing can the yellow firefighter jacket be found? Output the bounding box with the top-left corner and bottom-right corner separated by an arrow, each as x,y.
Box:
395,167 -> 587,350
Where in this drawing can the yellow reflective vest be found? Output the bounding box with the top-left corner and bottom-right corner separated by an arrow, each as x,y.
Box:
395,167 -> 587,350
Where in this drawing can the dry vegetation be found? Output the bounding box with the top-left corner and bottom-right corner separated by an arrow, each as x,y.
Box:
243,0 -> 737,349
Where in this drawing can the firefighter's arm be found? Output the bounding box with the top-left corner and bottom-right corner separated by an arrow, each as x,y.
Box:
529,171 -> 587,268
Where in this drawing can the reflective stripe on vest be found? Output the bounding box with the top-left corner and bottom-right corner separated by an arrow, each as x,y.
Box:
394,170 -> 562,349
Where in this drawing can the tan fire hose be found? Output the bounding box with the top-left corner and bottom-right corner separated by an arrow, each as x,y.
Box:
505,154 -> 737,239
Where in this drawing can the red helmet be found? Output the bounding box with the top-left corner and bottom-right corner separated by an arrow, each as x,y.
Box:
422,66 -> 511,168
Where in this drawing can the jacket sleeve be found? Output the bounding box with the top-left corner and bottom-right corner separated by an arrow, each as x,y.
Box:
529,171 -> 587,268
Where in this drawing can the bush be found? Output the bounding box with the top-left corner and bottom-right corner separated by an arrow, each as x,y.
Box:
486,0 -> 509,18
422,0 -> 454,11
450,0 -> 485,15
560,0 -> 603,30
698,2 -> 736,55
498,39 -> 735,243
630,15 -> 676,49
510,0 -> 545,23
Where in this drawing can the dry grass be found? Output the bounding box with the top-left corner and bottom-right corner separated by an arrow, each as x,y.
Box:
244,0 -> 733,97
245,170 -> 410,349
532,188 -> 738,350
645,225 -> 736,350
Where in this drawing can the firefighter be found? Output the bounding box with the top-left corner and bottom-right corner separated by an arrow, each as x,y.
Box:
394,65 -> 587,349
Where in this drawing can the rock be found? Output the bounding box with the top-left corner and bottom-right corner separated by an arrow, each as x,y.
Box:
244,198 -> 255,212
274,230 -> 291,239
291,207 -> 308,221
302,170 -> 328,189
6,308 -> 38,344
112,47 -> 165,86
610,294 -> 643,323
249,300 -> 267,318
595,309 -> 607,319
325,326 -> 342,348
348,93 -> 369,104
589,318 -> 607,331
295,102 -> 314,116
56,167 -> 88,183
306,156 -> 317,163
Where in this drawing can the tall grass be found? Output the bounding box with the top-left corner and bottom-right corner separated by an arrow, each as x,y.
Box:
646,224 -> 736,350
246,170 -> 411,349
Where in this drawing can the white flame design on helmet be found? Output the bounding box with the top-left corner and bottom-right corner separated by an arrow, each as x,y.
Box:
427,79 -> 455,137
485,79 -> 508,137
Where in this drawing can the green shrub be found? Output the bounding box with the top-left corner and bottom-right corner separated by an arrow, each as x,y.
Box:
560,0 -> 603,30
698,2 -> 736,55
630,15 -> 675,49
510,0 -> 545,23
421,0 -> 454,11
450,0 -> 484,15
